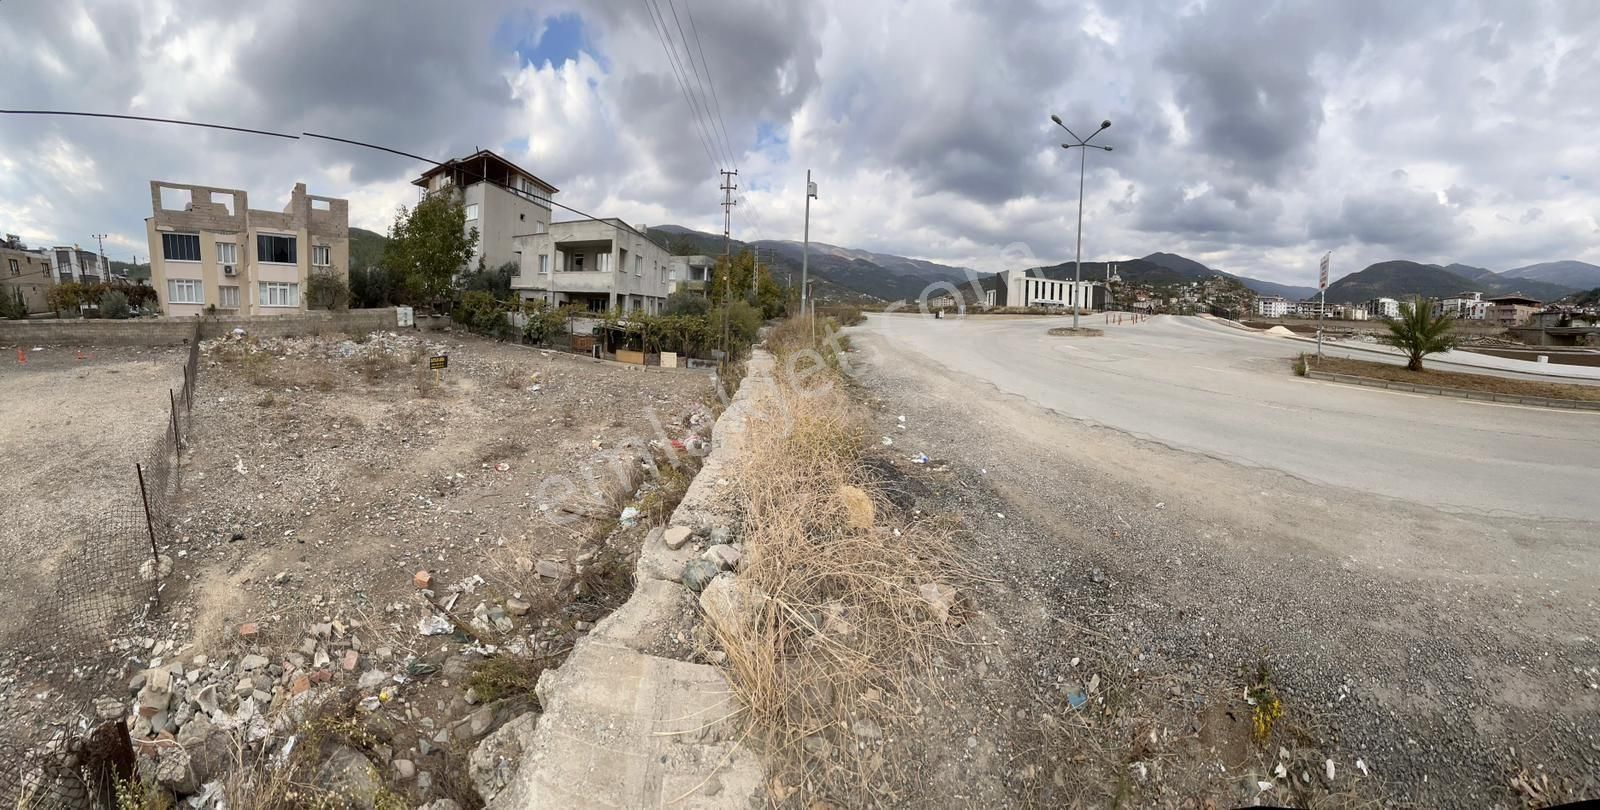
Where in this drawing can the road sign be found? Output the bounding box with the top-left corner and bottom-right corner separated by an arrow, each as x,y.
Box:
1319,253 -> 1330,290
429,354 -> 449,370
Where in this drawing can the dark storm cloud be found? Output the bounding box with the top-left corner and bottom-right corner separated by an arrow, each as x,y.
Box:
1309,186 -> 1467,254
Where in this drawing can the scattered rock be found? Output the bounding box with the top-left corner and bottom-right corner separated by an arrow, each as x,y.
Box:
240,654 -> 269,671
535,559 -> 569,579
662,526 -> 693,550
702,543 -> 743,571
394,759 -> 416,780
505,597 -> 531,616
155,747 -> 198,794
316,744 -> 380,808
414,570 -> 435,590
680,559 -> 722,593
469,712 -> 539,801
193,683 -> 219,715
238,622 -> 260,640
851,719 -> 883,739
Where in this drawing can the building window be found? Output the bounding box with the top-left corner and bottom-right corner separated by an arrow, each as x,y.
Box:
464,203 -> 479,221
167,278 -> 203,305
585,297 -> 607,313
635,255 -> 643,276
573,254 -> 584,271
216,241 -> 237,266
312,245 -> 331,266
7,258 -> 16,275
257,234 -> 297,264
538,254 -> 549,274
162,233 -> 201,262
219,285 -> 240,308
259,281 -> 299,307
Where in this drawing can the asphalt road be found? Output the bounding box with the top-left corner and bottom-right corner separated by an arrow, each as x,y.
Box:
855,313 -> 1600,521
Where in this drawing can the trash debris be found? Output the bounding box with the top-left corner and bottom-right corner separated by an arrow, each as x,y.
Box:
881,436 -> 894,446
494,462 -> 510,472
1325,759 -> 1336,780
1356,759 -> 1368,776
911,453 -> 930,464
417,615 -> 452,636
619,506 -> 640,527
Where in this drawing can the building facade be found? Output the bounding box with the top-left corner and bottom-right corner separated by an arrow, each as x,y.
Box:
412,150 -> 559,272
1435,291 -> 1488,320
667,255 -> 715,295
49,246 -> 106,284
1255,296 -> 1289,317
511,219 -> 673,313
2,241 -> 55,313
146,181 -> 349,318
996,269 -> 1098,309
1365,297 -> 1400,319
1487,294 -> 1542,327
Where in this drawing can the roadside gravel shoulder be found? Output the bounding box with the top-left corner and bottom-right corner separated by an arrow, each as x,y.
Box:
844,327 -> 1600,807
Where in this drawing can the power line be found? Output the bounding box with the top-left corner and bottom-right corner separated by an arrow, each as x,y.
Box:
680,0 -> 738,171
0,109 -> 297,139
640,0 -> 722,174
664,0 -> 734,168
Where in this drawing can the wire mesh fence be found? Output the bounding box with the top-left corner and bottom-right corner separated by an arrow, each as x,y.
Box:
0,323 -> 203,807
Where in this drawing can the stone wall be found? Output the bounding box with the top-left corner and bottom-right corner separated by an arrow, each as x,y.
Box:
0,309 -> 401,347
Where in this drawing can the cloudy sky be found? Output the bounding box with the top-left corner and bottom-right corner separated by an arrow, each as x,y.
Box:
2,0 -> 1598,285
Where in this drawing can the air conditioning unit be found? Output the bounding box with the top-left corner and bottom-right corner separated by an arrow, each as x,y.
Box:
222,264 -> 236,277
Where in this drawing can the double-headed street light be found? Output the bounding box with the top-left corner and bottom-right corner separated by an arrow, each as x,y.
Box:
1050,114 -> 1113,330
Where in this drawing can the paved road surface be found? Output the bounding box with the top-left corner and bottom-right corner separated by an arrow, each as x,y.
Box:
855,313 -> 1599,520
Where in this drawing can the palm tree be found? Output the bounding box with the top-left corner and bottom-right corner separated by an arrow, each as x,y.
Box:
1380,297 -> 1458,371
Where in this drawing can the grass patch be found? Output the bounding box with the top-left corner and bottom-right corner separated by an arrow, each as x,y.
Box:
1047,326 -> 1104,337
713,316 -> 960,804
1303,354 -> 1600,402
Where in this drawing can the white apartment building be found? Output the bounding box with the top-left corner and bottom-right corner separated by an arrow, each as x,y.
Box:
412,150 -> 559,272
146,181 -> 349,318
997,268 -> 1098,309
1365,297 -> 1400,319
511,219 -> 673,313
1255,296 -> 1289,317
1434,291 -> 1488,320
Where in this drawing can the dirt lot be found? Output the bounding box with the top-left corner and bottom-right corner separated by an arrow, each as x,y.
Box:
1,329 -> 717,805
846,329 -> 1600,808
0,343 -> 184,629
1306,354 -> 1600,402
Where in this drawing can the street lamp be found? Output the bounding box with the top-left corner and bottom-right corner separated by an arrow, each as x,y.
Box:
1050,115 -> 1113,330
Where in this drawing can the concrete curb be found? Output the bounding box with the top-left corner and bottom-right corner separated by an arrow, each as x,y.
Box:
1304,369 -> 1600,411
480,351 -> 778,809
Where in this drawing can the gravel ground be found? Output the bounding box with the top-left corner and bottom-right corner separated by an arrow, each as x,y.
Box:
844,328 -> 1600,808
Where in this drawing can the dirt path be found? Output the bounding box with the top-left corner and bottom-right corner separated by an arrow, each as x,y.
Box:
847,328 -> 1599,807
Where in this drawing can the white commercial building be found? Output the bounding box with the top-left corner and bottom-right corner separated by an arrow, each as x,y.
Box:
1435,292 -> 1488,320
1365,297 -> 1400,319
997,268 -> 1098,310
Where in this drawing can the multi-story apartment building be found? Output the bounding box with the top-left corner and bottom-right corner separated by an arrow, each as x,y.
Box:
146,181 -> 348,318
1364,297 -> 1400,319
2,237 -> 55,314
411,150 -> 559,272
667,255 -> 715,295
511,219 -> 674,313
49,245 -> 105,284
1255,295 -> 1289,317
1434,291 -> 1488,320
1487,294 -> 1542,327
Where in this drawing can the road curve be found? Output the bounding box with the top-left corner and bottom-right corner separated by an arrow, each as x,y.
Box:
852,313 -> 1600,521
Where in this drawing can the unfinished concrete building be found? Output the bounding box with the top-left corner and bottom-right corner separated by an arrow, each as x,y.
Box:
145,181 -> 348,318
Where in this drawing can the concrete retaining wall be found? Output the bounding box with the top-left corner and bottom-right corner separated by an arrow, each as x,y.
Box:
1306,370 -> 1600,411
478,352 -> 776,808
0,309 -> 400,347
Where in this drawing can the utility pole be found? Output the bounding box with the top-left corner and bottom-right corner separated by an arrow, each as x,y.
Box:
91,234 -> 109,282
719,169 -> 738,360
802,170 -> 817,323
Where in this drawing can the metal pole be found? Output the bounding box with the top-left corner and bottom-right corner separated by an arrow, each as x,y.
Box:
169,389 -> 179,453
1317,286 -> 1325,358
802,169 -> 811,322
1073,146 -> 1086,330
135,463 -> 162,610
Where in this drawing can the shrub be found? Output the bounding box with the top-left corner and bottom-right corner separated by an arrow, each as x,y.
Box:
1380,297 -> 1458,371
453,290 -> 512,337
0,287 -> 26,319
664,289 -> 712,317
306,272 -> 351,311
99,290 -> 130,319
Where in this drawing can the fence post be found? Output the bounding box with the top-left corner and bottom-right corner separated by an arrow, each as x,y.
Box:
169,389 -> 179,454
135,463 -> 162,611
183,365 -> 191,410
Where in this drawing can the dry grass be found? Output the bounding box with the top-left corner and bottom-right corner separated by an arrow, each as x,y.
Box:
711,317 -> 961,804
1306,354 -> 1600,402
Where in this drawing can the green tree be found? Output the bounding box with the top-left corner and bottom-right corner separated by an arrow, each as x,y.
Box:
461,261 -> 517,297
383,194 -> 479,307
47,281 -> 84,316
0,287 -> 25,319
350,266 -> 397,307
306,272 -> 351,310
1381,297 -> 1458,371
706,249 -> 785,319
663,289 -> 711,316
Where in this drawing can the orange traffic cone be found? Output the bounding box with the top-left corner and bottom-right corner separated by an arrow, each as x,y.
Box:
76,350 -> 86,361
16,349 -> 24,364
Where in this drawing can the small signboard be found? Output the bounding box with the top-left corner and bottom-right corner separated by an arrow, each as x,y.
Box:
429,354 -> 449,370
1319,253 -> 1330,290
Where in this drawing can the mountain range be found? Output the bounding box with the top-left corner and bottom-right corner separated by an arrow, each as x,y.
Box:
1322,260 -> 1594,304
